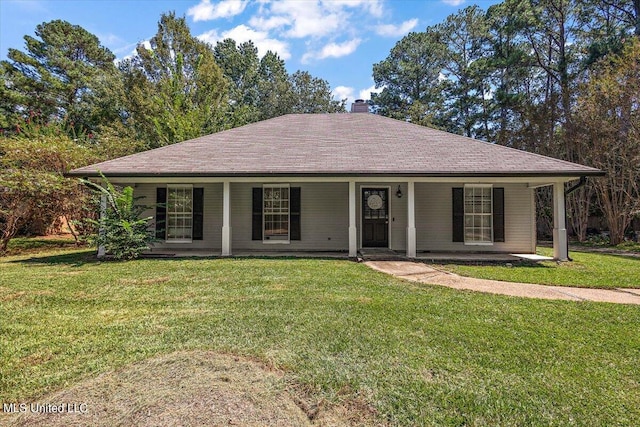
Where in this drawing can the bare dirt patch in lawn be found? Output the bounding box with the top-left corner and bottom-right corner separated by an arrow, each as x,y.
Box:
5,351 -> 379,427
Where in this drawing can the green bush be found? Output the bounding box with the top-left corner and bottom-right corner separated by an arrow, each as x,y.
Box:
83,175 -> 154,260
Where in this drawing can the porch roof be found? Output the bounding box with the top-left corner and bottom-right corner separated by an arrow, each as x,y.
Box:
68,113 -> 602,178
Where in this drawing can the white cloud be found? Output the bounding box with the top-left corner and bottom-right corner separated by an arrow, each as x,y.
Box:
318,38 -> 361,59
359,85 -> 383,101
323,0 -> 384,18
198,24 -> 291,60
442,0 -> 466,6
333,84 -> 382,110
302,38 -> 361,63
270,1 -> 343,38
250,0 -> 382,39
187,0 -> 249,22
248,15 -> 290,31
333,85 -> 355,102
375,18 -> 418,37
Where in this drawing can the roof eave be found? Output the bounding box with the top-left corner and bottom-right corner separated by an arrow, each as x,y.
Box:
65,170 -> 605,179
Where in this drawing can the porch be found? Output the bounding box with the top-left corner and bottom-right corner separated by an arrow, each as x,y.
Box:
131,178 -> 570,260
141,248 -> 553,263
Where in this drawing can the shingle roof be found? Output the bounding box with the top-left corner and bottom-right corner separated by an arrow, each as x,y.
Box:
69,113 -> 602,177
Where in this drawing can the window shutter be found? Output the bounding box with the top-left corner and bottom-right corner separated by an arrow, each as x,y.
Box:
193,188 -> 204,240
493,187 -> 505,242
155,187 -> 167,239
452,187 -> 464,242
252,188 -> 263,240
290,187 -> 301,240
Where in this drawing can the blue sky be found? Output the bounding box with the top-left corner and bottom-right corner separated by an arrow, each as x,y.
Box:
0,0 -> 500,106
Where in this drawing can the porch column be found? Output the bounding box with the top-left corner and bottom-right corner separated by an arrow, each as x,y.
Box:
552,181 -> 568,261
222,181 -> 232,256
97,193 -> 106,258
407,180 -> 416,258
349,181 -> 357,258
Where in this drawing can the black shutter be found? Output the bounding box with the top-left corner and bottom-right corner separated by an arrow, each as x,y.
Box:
452,187 -> 464,242
252,188 -> 263,240
290,187 -> 301,240
192,188 -> 204,240
493,187 -> 505,242
155,187 -> 167,239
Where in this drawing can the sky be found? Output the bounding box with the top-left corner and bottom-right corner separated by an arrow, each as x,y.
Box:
0,0 -> 501,107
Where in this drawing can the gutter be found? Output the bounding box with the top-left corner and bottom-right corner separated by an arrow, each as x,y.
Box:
564,176 -> 588,261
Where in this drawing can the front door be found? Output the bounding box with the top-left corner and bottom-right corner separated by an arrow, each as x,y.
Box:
362,188 -> 389,247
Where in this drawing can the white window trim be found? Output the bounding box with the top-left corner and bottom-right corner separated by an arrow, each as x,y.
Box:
166,184 -> 193,244
464,184 -> 494,246
262,184 -> 290,244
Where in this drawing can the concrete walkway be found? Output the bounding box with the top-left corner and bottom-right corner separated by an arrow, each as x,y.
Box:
365,261 -> 640,305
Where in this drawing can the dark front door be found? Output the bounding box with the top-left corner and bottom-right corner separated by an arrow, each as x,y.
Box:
362,188 -> 389,247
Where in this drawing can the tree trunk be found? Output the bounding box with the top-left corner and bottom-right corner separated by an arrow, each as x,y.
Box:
566,184 -> 593,242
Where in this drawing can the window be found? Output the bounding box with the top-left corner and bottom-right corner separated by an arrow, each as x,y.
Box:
464,185 -> 492,244
263,185 -> 289,241
166,186 -> 193,242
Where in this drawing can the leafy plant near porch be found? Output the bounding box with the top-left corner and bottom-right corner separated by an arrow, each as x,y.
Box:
82,176 -> 154,260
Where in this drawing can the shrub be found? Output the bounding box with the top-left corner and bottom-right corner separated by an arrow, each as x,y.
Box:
82,175 -> 154,260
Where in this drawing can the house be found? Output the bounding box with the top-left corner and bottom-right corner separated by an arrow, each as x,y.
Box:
68,105 -> 603,260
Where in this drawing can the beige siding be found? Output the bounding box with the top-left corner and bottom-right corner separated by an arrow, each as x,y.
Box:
124,180 -> 533,254
134,183 -> 223,250
231,182 -> 349,251
415,183 -> 533,253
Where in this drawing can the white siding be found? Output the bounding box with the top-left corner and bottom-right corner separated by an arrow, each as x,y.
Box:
231,182 -> 349,251
415,183 -> 534,253
134,183 -> 223,250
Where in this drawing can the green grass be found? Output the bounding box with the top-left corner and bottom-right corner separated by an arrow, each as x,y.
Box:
5,236 -> 81,256
573,240 -> 640,253
1,248 -> 640,426
442,247 -> 640,289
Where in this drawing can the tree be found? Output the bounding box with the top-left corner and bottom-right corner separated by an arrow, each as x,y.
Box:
575,39 -> 640,245
213,39 -> 342,120
576,0 -> 639,65
0,133 -> 96,253
435,5 -> 493,138
119,12 -> 227,147
288,71 -> 345,113
82,176 -> 155,260
372,31 -> 446,126
485,0 -> 534,147
214,39 -> 261,126
257,51 -> 294,120
0,20 -> 117,134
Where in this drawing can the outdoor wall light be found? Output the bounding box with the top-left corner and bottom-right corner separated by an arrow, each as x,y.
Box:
396,185 -> 403,198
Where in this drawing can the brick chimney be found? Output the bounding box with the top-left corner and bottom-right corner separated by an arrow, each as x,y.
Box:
350,99 -> 369,113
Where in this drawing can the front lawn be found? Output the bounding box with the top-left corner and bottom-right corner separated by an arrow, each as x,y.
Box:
443,247 -> 640,289
1,249 -> 639,425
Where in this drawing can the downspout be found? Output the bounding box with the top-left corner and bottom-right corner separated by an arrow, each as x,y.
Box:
564,176 -> 587,262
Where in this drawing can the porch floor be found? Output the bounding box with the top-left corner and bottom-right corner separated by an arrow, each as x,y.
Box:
142,248 -> 552,262
142,250 -> 349,259
415,252 -> 553,262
